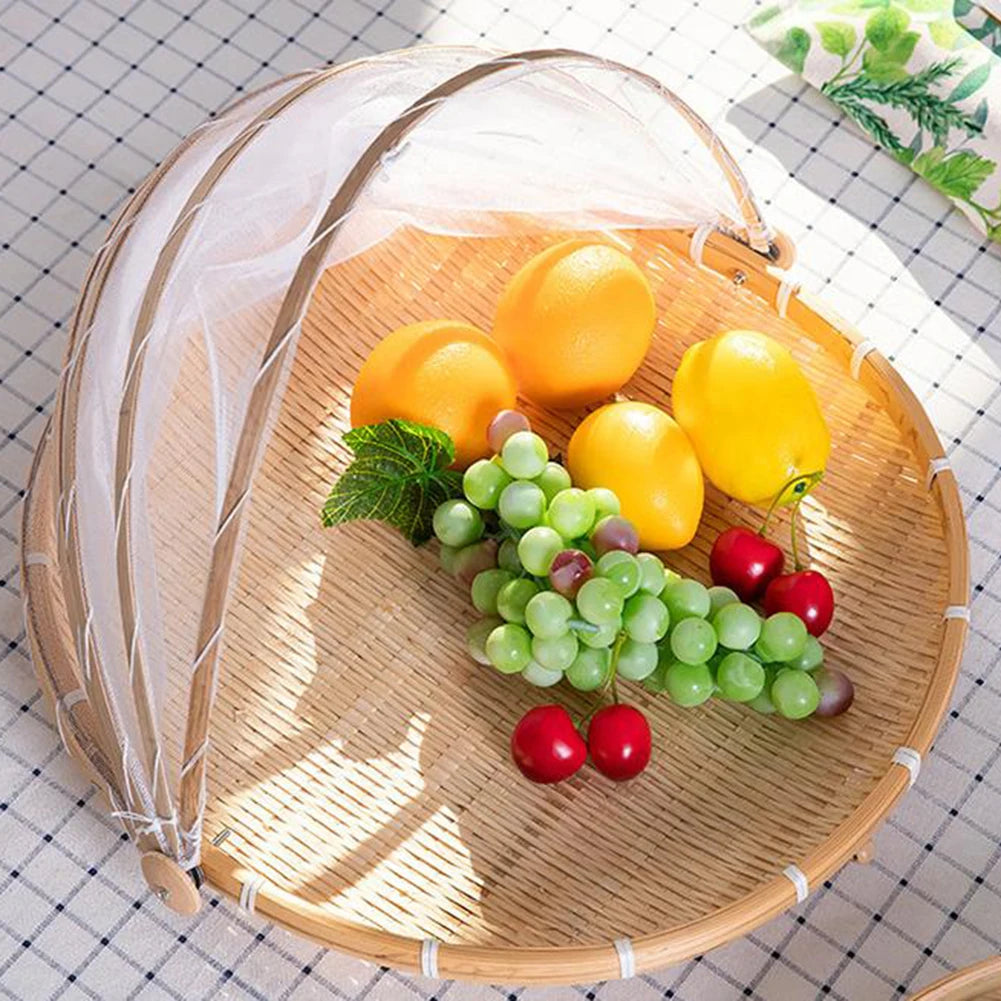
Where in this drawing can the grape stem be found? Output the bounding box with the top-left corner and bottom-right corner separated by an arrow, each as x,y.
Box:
568,617 -> 600,635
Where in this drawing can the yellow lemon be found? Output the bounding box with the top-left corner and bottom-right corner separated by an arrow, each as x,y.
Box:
672,329 -> 830,506
567,401 -> 703,550
492,240 -> 656,408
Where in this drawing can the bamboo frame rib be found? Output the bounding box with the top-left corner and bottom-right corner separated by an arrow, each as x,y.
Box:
20,49 -> 969,985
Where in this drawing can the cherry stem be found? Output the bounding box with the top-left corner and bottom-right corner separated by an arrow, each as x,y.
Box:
577,630 -> 626,731
790,498 -> 805,571
759,472 -> 820,537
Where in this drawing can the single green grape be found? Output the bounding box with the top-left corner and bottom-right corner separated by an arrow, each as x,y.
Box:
496,578 -> 539,624
643,658 -> 670,694
517,525 -> 563,576
548,487 -> 596,540
616,638 -> 659,681
471,569 -> 515,615
663,578 -> 711,621
759,612 -> 809,663
439,544 -> 461,575
532,632 -> 578,672
498,480 -> 546,530
587,487 -> 620,521
665,661 -> 714,707
707,585 -> 739,616
466,616 -> 502,666
462,458 -> 511,510
525,590 -> 573,638
636,552 -> 666,596
432,499 -> 483,548
771,667 -> 820,719
595,551 -> 641,598
575,577 -> 624,626
787,634 -> 824,672
622,593 -> 670,644
566,646 -> 610,691
521,660 -> 563,687
716,651 -> 766,702
747,687 -> 777,714
500,430 -> 548,479
497,538 -> 523,574
669,617 -> 718,665
534,461 -> 573,503
712,602 -> 762,651
486,623 -> 532,674
577,620 -> 619,648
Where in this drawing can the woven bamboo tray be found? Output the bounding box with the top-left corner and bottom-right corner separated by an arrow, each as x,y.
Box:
22,49 -> 969,984
911,958 -> 1001,1000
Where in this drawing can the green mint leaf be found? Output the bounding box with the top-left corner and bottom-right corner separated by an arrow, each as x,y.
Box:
321,419 -> 463,546
865,7 -> 910,50
949,62 -> 991,103
818,21 -> 857,57
912,147 -> 996,200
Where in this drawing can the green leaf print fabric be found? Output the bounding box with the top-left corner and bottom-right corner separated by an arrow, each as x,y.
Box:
748,1 -> 1001,241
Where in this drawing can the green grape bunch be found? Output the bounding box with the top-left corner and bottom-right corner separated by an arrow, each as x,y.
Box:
435,410 -> 853,720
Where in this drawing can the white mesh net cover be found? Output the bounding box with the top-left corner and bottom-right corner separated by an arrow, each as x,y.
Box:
49,47 -> 769,869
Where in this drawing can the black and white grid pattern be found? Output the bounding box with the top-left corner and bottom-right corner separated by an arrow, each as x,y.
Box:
1,1 -> 1000,999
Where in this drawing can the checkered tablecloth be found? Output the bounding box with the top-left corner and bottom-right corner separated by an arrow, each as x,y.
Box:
1,2 -> 999,999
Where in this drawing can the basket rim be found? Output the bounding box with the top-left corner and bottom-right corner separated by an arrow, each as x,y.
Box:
22,51 -> 970,985
908,956 -> 1001,1000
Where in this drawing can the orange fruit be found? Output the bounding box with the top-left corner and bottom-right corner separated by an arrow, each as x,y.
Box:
350,319 -> 516,468
492,240 -> 656,409
567,401 -> 703,550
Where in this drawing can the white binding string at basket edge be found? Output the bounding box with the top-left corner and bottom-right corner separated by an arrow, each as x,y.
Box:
239,874 -> 265,914
926,456 -> 952,489
613,937 -> 636,979
775,278 -> 800,319
893,747 -> 922,788
420,939 -> 440,978
850,339 -> 878,380
782,864 -> 809,904
944,604 -> 971,621
688,222 -> 715,268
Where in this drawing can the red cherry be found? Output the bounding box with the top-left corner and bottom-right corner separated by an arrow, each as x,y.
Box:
763,569 -> 834,636
510,705 -> 587,784
587,704 -> 651,781
709,527 -> 785,602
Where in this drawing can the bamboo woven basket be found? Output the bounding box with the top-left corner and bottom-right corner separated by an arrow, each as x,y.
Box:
911,959 -> 1001,1001
21,48 -> 969,984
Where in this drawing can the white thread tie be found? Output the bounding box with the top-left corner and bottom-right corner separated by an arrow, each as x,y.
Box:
850,340 -> 877,380
420,938 -> 440,978
688,223 -> 714,268
775,279 -> 799,319
614,937 -> 636,979
926,456 -> 951,489
783,864 -> 809,903
239,875 -> 265,914
944,604 -> 970,622
24,552 -> 52,567
893,746 -> 922,787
